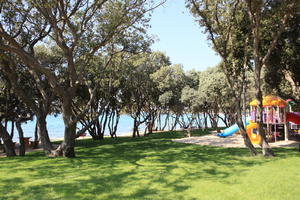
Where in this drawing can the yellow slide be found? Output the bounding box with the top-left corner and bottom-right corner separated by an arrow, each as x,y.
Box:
246,122 -> 260,144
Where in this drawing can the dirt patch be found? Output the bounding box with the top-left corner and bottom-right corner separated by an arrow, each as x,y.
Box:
0,143 -> 61,157
0,136 -> 90,157
173,132 -> 300,148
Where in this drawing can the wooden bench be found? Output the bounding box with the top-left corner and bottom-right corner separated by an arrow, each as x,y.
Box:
23,137 -> 31,149
30,141 -> 39,149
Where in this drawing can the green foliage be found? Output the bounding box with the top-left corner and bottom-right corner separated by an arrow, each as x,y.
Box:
151,64 -> 186,113
264,10 -> 300,100
185,69 -> 200,89
0,0 -> 158,112
197,66 -> 236,123
198,67 -> 227,101
151,64 -> 185,92
0,132 -> 299,200
121,52 -> 170,114
185,0 -> 251,124
0,66 -> 35,122
181,86 -> 201,113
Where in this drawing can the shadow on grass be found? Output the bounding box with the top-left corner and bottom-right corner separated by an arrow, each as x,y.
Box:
0,130 -> 299,200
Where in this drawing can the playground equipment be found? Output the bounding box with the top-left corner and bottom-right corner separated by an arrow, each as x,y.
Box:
218,120 -> 249,137
218,95 -> 300,144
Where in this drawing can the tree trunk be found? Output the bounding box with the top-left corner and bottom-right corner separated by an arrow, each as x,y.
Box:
0,123 -> 16,156
10,120 -> 14,139
171,115 -> 179,131
108,110 -> 115,137
157,112 -> 162,131
255,88 -> 274,157
246,0 -> 275,157
208,112 -> 220,132
32,121 -> 39,149
37,116 -> 53,154
100,109 -> 110,138
283,70 -> 300,101
235,99 -> 258,156
52,97 -> 77,158
162,113 -> 169,131
196,114 -> 202,128
112,111 -> 120,138
203,112 -> 208,129
16,121 -> 25,156
132,118 -> 139,138
218,113 -> 228,127
147,114 -> 155,135
238,120 -> 258,156
52,123 -> 76,157
96,119 -> 104,140
253,50 -> 274,157
4,119 -> 8,132
253,59 -> 274,157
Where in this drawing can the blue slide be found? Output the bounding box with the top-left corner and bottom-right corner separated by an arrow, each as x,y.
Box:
217,120 -> 249,137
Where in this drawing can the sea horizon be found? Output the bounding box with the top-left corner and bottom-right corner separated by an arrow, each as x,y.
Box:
4,114 -> 224,142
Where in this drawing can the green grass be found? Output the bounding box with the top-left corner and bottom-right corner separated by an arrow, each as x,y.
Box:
0,129 -> 299,200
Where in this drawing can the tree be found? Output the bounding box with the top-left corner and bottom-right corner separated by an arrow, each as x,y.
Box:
186,0 -> 258,155
187,0 -> 298,157
0,71 -> 35,156
264,8 -> 300,101
181,70 -> 204,129
198,66 -> 236,129
122,52 -> 168,137
244,0 -> 298,156
75,24 -> 154,139
0,49 -> 57,155
151,64 -> 186,130
0,76 -> 16,156
0,0 -> 165,157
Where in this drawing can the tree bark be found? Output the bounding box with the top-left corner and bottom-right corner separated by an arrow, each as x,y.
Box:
171,115 -> 179,131
37,116 -> 53,154
203,112 -> 208,129
108,110 -> 115,137
133,118 -> 138,138
208,110 -> 220,132
283,70 -> 300,101
112,111 -> 120,138
235,98 -> 258,156
255,87 -> 274,157
96,119 -> 104,140
99,108 -> 110,139
162,112 -> 169,131
10,120 -> 14,139
146,112 -> 155,135
1,60 -> 53,154
0,123 -> 16,156
33,121 -> 39,148
253,55 -> 274,156
52,96 -> 77,158
16,121 -> 25,156
52,123 -> 76,158
247,0 -> 274,157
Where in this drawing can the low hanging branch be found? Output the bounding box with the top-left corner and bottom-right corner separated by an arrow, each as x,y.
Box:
74,112 -> 102,138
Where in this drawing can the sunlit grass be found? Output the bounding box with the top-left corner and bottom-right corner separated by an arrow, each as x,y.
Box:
0,129 -> 299,200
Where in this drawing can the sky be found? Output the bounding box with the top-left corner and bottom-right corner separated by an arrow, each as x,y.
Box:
149,0 -> 221,71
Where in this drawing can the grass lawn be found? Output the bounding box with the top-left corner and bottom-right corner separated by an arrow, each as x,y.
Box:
0,129 -> 299,200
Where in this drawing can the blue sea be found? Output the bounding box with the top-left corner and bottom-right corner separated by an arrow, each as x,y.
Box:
7,115 -> 143,142
6,114 -> 225,142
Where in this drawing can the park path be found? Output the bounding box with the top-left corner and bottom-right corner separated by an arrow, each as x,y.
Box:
173,132 -> 300,148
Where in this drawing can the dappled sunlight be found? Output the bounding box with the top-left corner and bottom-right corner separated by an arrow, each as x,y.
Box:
0,131 -> 300,200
